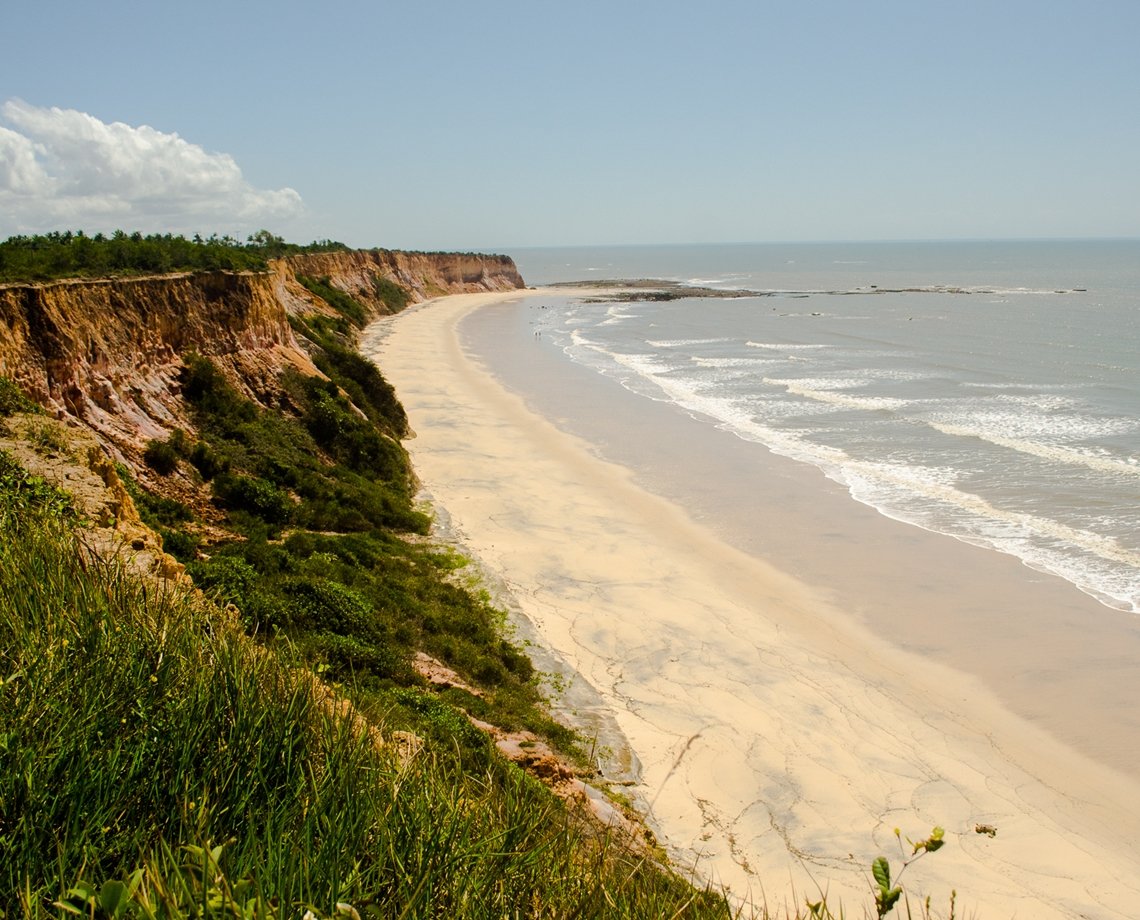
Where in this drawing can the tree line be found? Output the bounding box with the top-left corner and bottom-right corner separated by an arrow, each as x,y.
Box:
0,230 -> 349,283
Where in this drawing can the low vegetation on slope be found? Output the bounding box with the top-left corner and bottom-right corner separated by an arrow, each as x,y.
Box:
0,448 -> 732,917
128,277 -> 574,755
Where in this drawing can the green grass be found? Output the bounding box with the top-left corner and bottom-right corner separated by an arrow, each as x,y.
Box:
0,455 -> 735,919
0,376 -> 42,417
0,450 -> 76,522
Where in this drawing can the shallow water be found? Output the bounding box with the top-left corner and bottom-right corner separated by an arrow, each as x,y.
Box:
510,241 -> 1140,615
458,249 -> 1140,778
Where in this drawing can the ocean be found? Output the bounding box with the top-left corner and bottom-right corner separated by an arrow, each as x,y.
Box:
502,240 -> 1140,617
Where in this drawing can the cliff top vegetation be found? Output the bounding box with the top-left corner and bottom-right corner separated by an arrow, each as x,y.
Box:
0,229 -> 350,283
0,231 -> 518,285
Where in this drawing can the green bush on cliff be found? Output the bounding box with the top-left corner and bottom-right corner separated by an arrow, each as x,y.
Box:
374,275 -> 411,312
298,328 -> 409,438
164,355 -> 557,744
0,376 -> 41,416
291,276 -> 410,437
297,274 -> 368,326
213,472 -> 294,525
179,354 -> 257,426
177,354 -> 420,534
142,437 -> 180,475
291,373 -> 407,478
188,438 -> 228,480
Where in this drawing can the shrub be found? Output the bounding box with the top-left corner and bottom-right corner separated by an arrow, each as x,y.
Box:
180,355 -> 256,425
296,380 -> 406,480
188,439 -> 228,480
186,555 -> 258,608
373,276 -> 410,312
158,527 -> 199,562
280,578 -> 378,637
297,275 -> 367,326
213,473 -> 292,525
0,450 -> 75,523
143,437 -> 180,475
390,687 -> 491,762
141,493 -> 193,528
304,631 -> 409,683
0,376 -> 40,416
115,463 -> 192,529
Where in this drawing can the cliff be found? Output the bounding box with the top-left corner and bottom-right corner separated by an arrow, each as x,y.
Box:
0,250 -> 524,462
282,249 -> 524,312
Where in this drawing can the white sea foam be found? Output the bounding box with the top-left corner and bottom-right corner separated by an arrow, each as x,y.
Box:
988,286 -> 1076,296
684,275 -> 749,287
928,421 -> 1140,479
859,366 -> 929,382
600,367 -> 1138,611
837,461 -> 1140,612
746,341 -> 831,351
567,339 -> 1140,612
993,392 -> 1084,413
601,305 -> 640,325
764,377 -> 910,412
767,376 -> 875,391
931,401 -> 1135,441
612,352 -> 676,376
566,329 -> 613,363
963,382 -> 1078,391
690,356 -> 777,369
646,337 -> 732,348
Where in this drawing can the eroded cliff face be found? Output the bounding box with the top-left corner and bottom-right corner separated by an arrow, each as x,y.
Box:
282,250 -> 525,314
0,250 -> 524,462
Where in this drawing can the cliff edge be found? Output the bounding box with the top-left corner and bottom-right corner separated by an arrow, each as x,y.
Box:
0,249 -> 524,464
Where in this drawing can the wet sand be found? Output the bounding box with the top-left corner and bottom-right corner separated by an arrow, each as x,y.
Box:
362,290 -> 1140,918
460,293 -> 1140,779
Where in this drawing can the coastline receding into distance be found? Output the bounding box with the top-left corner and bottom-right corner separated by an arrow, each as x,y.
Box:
361,288 -> 1140,919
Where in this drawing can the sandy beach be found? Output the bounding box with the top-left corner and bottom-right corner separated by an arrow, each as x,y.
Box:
362,290 -> 1140,919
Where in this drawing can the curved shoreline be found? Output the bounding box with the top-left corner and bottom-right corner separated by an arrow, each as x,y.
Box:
362,289 -> 1140,918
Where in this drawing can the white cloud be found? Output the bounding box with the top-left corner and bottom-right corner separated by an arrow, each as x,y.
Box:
0,100 -> 303,235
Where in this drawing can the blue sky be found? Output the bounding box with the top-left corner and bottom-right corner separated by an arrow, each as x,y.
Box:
2,0 -> 1138,250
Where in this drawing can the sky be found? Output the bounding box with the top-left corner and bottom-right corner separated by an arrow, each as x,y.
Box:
2,0 -> 1138,251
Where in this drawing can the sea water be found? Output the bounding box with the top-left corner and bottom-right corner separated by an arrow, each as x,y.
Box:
507,241 -> 1140,615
